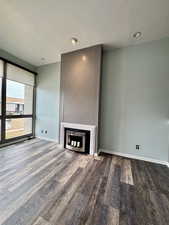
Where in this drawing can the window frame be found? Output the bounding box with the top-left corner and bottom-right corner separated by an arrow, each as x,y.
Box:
0,57 -> 37,144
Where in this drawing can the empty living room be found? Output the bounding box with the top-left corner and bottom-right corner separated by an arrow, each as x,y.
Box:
0,0 -> 169,225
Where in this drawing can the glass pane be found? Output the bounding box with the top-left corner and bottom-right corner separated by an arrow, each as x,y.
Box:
5,118 -> 32,139
6,80 -> 33,115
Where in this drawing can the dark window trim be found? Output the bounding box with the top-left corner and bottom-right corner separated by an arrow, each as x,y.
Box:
32,76 -> 37,137
4,133 -> 33,143
1,61 -> 7,142
0,136 -> 35,149
6,114 -> 33,119
0,56 -> 37,75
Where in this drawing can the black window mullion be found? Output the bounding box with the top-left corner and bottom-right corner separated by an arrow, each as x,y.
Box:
1,61 -> 7,142
6,114 -> 33,119
32,76 -> 37,137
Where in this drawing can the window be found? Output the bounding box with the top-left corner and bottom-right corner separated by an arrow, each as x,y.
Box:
5,118 -> 32,139
6,80 -> 33,115
0,60 -> 35,143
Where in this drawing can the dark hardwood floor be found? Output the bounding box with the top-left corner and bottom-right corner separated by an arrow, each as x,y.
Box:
0,138 -> 168,225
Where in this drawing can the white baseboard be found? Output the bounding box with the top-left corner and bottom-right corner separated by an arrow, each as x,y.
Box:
36,136 -> 59,143
100,148 -> 169,167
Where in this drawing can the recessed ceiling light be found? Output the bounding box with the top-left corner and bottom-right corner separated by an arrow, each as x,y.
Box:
71,37 -> 78,45
41,57 -> 45,61
82,55 -> 87,61
133,32 -> 142,39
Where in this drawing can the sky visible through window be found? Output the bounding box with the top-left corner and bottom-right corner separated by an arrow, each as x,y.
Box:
7,80 -> 24,99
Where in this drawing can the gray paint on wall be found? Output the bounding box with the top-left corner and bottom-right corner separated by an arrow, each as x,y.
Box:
60,45 -> 102,126
100,37 -> 169,162
36,63 -> 60,141
0,49 -> 36,72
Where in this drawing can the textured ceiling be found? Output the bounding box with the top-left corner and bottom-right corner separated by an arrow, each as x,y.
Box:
0,0 -> 169,66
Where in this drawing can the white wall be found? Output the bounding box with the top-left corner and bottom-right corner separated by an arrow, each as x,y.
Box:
100,37 -> 169,162
36,63 -> 60,142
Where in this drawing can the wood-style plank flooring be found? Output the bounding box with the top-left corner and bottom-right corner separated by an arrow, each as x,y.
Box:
0,138 -> 169,225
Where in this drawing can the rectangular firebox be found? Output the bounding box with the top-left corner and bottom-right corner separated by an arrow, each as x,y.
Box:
64,128 -> 90,153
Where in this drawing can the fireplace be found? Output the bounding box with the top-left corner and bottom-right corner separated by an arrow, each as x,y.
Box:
64,128 -> 90,153
60,122 -> 97,155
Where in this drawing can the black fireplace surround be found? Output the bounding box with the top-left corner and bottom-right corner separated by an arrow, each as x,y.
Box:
64,128 -> 90,154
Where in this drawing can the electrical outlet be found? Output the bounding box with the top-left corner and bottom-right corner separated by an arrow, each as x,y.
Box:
41,130 -> 44,134
136,145 -> 140,150
45,130 -> 47,134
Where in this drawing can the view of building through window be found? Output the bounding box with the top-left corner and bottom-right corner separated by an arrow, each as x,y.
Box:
5,80 -> 33,139
6,80 -> 24,115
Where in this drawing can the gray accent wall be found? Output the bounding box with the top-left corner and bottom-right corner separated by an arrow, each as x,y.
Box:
60,45 -> 102,126
100,37 -> 169,162
36,63 -> 60,141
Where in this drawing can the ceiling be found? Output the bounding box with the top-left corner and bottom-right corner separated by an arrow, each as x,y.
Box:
0,0 -> 169,66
